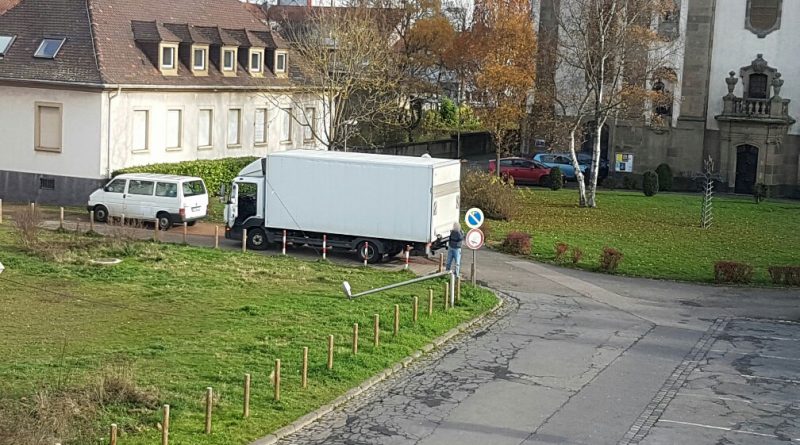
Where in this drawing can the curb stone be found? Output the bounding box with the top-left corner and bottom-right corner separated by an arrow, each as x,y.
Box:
250,291 -> 505,445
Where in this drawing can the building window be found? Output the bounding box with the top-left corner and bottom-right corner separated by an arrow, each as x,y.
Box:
281,107 -> 292,143
304,107 -> 316,142
250,49 -> 263,74
0,35 -> 16,58
162,46 -> 175,69
254,108 -> 268,144
227,108 -> 242,146
198,109 -> 213,148
746,0 -> 782,38
222,48 -> 236,72
275,52 -> 287,73
34,102 -> 62,152
748,73 -> 769,99
166,109 -> 182,149
34,38 -> 65,59
192,47 -> 207,71
39,177 -> 55,190
132,109 -> 149,151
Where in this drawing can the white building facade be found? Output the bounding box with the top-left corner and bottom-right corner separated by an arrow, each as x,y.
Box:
0,0 -> 329,205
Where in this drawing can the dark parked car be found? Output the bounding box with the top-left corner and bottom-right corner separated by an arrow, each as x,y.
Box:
488,157 -> 556,186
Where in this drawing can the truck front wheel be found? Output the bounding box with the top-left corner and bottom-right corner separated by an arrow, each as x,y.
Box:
247,228 -> 269,251
356,241 -> 382,264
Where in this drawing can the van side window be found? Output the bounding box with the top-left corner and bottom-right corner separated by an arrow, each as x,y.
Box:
182,180 -> 206,197
106,178 -> 126,193
155,182 -> 178,197
128,180 -> 155,196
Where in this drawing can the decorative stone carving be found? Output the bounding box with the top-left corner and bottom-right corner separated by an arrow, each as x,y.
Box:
751,54 -> 768,73
725,71 -> 738,96
772,72 -> 783,97
745,0 -> 782,38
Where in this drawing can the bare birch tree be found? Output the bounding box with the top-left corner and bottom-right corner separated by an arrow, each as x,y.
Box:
265,7 -> 399,150
552,0 -> 679,207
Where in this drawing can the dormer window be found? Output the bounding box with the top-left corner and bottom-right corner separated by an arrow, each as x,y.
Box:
158,43 -> 179,75
0,35 -> 16,58
34,38 -> 66,59
222,47 -> 237,74
249,49 -> 264,75
192,45 -> 209,76
275,51 -> 287,75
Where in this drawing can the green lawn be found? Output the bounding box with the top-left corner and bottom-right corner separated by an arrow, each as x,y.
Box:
0,226 -> 495,444
486,189 -> 800,284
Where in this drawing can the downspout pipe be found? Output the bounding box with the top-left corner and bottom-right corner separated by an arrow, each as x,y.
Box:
106,86 -> 121,178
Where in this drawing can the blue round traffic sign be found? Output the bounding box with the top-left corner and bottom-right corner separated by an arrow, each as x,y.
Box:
465,207 -> 484,229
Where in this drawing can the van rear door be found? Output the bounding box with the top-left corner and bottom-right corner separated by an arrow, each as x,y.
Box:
181,180 -> 208,219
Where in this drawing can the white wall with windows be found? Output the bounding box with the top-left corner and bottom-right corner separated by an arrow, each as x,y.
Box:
105,90 -> 328,173
707,0 -> 800,134
0,85 -> 103,178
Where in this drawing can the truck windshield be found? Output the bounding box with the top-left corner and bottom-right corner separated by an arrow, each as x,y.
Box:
182,180 -> 206,197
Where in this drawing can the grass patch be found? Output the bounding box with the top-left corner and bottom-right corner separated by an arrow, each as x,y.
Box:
0,226 -> 495,444
486,189 -> 800,284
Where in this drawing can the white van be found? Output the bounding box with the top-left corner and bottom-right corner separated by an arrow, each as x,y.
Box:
87,174 -> 208,230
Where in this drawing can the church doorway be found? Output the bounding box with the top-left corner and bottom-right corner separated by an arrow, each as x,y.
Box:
735,144 -> 759,194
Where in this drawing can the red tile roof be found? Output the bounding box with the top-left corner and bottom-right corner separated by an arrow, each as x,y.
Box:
0,0 -> 296,88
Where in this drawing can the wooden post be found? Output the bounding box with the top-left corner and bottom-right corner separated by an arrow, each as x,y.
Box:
0,198 -> 3,224
352,323 -> 359,355
154,217 -> 160,241
161,404 -> 170,445
59,207 -> 64,230
456,278 -> 461,305
444,283 -> 449,310
214,226 -> 220,249
373,314 -> 380,347
413,296 -> 419,323
90,210 -> 95,232
242,228 -> 247,253
327,335 -> 334,370
428,289 -> 434,316
243,373 -> 251,418
438,252 -> 444,272
120,213 -> 125,226
274,359 -> 281,401
30,202 -> 35,214
204,387 -> 213,434
302,347 -> 308,388
393,304 -> 400,336
110,424 -> 118,445
183,222 -> 188,244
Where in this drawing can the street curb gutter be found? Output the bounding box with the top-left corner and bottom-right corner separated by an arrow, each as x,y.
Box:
250,292 -> 504,445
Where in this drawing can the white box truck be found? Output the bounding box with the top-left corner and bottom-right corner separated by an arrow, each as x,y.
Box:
223,150 -> 461,262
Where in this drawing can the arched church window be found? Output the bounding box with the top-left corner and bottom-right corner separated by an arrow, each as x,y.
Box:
746,0 -> 782,38
748,73 -> 768,99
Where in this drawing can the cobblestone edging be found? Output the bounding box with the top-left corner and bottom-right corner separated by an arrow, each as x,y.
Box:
618,317 -> 731,445
250,291 -> 507,445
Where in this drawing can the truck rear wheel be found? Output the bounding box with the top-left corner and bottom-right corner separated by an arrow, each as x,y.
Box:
356,241 -> 382,264
247,228 -> 269,251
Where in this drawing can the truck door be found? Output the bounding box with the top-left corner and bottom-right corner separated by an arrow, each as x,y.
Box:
226,180 -> 259,228
225,182 -> 238,228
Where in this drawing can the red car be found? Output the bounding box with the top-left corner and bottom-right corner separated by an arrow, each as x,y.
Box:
489,157 -> 554,186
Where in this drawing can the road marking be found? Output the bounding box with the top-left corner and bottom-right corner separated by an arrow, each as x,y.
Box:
658,419 -> 799,440
709,349 -> 800,361
675,392 -> 791,409
740,374 -> 800,384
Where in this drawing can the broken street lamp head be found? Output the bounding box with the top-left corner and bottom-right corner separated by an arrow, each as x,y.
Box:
342,281 -> 352,299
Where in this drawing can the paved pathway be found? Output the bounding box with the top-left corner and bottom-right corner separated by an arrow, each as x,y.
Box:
268,250 -> 800,445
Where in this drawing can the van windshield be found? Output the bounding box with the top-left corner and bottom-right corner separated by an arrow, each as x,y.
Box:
182,180 -> 206,197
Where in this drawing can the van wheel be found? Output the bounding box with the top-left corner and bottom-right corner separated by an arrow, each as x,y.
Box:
93,205 -> 109,223
356,241 -> 382,264
187,221 -> 197,227
157,212 -> 172,231
247,228 -> 269,251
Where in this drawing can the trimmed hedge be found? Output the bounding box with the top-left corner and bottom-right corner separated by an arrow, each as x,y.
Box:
655,163 -> 673,191
548,167 -> 564,191
113,157 -> 258,196
642,171 -> 659,196
714,261 -> 753,284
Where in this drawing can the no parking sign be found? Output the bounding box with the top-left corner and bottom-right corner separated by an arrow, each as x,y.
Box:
465,228 -> 484,250
465,208 -> 484,229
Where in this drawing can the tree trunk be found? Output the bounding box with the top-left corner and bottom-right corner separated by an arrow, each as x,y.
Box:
568,128 -> 587,206
586,120 -> 602,208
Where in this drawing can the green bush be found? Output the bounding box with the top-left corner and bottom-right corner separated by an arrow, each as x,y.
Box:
548,167 -> 563,191
113,157 -> 258,196
642,171 -> 659,196
601,176 -> 620,190
461,169 -> 516,220
655,163 -> 673,191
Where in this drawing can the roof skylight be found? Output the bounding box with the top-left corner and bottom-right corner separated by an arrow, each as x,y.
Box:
34,38 -> 66,59
0,35 -> 16,57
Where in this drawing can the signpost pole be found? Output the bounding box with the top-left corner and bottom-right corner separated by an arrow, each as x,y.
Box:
471,249 -> 476,285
